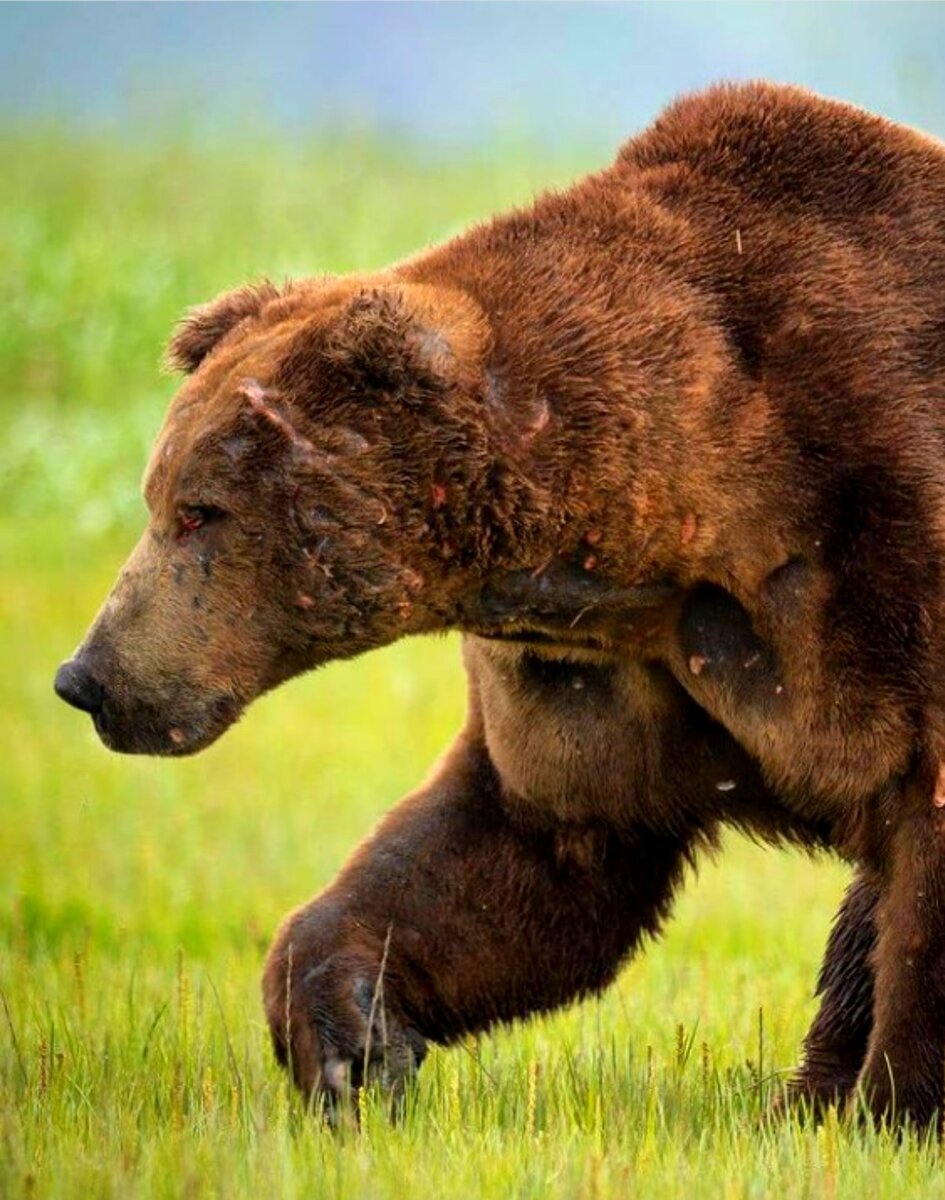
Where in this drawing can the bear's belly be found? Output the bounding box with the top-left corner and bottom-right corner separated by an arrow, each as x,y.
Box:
464,636 -> 683,824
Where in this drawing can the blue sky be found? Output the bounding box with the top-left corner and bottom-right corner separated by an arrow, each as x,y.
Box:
2,3 -> 944,148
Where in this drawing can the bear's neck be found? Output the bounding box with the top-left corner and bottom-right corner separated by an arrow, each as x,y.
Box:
400,180 -> 802,633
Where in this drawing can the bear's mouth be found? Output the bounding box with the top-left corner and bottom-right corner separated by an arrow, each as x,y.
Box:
92,691 -> 244,756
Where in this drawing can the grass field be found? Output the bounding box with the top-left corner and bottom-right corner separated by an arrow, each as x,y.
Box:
2,129 -> 943,1198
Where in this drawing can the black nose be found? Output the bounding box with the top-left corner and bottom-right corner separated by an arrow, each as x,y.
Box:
54,658 -> 105,715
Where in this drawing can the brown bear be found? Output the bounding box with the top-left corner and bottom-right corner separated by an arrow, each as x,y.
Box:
54,81 -> 945,1128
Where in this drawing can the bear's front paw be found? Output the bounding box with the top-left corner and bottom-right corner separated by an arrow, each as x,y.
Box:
767,1066 -> 859,1123
263,929 -> 426,1117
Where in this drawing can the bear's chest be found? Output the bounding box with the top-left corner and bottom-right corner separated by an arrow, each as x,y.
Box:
465,637 -> 681,824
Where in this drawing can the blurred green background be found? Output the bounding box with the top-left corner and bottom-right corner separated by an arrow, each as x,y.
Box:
3,5 -> 945,1198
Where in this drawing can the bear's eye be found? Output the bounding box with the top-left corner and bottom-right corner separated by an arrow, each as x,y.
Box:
176,505 -> 226,541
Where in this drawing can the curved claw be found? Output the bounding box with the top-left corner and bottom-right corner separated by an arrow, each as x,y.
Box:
268,960 -> 427,1121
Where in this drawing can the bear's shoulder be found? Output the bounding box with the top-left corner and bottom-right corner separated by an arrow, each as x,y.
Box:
615,81 -> 945,220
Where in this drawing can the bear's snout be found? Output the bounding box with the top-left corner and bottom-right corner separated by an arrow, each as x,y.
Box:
54,656 -> 105,716
55,640 -> 244,756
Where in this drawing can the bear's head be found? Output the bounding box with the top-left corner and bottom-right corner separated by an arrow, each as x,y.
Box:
53,275 -> 510,755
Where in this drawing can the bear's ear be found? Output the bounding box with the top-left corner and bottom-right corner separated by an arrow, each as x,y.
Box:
164,281 -> 283,373
298,284 -> 488,401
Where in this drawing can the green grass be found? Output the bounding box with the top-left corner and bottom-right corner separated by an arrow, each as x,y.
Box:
1,129 -> 941,1198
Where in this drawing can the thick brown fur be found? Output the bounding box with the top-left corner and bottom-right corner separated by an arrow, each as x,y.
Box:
56,82 -> 945,1129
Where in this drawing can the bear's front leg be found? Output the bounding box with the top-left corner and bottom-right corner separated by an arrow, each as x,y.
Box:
783,870 -> 877,1114
263,727 -> 690,1110
659,581 -> 892,1114
854,778 -> 945,1130
667,567 -> 915,806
